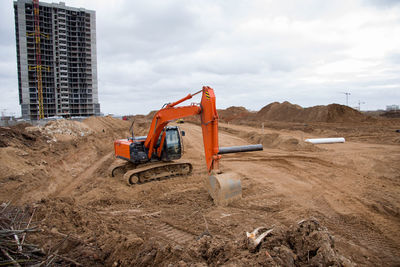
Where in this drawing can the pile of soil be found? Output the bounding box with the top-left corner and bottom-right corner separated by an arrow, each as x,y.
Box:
83,116 -> 131,133
217,106 -> 253,123
184,218 -> 352,267
122,115 -> 152,136
145,110 -> 157,120
252,102 -> 368,123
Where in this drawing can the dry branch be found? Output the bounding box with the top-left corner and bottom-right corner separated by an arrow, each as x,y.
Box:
0,202 -> 80,266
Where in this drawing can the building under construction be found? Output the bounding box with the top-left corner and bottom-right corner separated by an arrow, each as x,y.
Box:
14,0 -> 100,120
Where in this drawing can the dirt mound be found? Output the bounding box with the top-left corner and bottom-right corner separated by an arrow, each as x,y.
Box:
257,219 -> 352,266
0,123 -> 39,148
218,106 -> 253,123
145,110 -> 157,120
83,116 -> 131,133
252,102 -> 367,123
122,115 -> 152,136
326,104 -> 367,122
255,101 -> 303,122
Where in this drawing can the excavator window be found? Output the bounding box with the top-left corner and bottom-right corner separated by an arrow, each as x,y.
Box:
165,128 -> 181,159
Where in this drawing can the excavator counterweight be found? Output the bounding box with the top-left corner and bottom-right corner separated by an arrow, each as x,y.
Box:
112,86 -> 263,205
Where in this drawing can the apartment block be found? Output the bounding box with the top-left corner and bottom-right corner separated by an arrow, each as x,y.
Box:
14,0 -> 100,120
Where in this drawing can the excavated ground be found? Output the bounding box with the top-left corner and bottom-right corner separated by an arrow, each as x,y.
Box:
0,115 -> 399,266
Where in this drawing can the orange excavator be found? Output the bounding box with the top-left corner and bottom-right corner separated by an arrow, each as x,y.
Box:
111,86 -> 263,205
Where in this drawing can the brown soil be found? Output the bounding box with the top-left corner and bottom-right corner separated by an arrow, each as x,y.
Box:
0,114 -> 399,266
233,101 -> 370,123
217,106 -> 253,123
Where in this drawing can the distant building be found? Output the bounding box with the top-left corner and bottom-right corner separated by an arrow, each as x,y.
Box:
14,0 -> 100,120
386,105 -> 399,111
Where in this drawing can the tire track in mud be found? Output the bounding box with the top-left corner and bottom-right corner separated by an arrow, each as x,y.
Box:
241,184 -> 285,212
97,207 -> 196,245
156,222 -> 195,245
164,181 -> 203,194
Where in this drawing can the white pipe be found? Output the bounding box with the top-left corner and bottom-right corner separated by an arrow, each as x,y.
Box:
305,138 -> 345,144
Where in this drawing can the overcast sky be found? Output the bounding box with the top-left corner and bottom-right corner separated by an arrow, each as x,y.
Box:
1,0 -> 400,116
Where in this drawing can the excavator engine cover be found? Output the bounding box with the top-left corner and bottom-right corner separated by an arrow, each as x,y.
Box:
206,172 -> 242,206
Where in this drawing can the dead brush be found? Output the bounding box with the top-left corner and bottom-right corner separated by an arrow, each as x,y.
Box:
0,202 -> 43,266
0,202 -> 81,266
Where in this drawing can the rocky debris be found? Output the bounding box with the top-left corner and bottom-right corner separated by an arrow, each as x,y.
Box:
26,119 -> 92,141
249,218 -> 353,266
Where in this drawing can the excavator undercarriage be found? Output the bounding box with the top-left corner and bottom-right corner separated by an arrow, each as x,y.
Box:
110,159 -> 192,185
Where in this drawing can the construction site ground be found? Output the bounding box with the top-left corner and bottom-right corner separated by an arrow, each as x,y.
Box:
0,114 -> 399,266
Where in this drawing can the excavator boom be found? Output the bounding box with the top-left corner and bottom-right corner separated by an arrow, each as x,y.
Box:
144,86 -> 222,174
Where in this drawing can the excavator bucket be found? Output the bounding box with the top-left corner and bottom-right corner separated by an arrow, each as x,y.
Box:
206,172 -> 242,206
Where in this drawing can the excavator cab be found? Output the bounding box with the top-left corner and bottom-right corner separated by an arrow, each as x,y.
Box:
161,126 -> 183,161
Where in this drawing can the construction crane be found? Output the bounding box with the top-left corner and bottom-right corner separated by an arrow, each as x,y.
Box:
341,92 -> 351,106
29,0 -> 46,119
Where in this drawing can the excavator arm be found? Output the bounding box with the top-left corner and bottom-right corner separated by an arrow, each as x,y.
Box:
144,86 -> 221,174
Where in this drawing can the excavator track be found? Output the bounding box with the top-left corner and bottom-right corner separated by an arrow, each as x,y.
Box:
124,161 -> 193,185
124,160 -> 193,185
110,159 -> 192,185
109,160 -> 136,179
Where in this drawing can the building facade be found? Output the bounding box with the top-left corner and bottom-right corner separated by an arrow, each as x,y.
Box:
386,105 -> 399,111
14,0 -> 100,120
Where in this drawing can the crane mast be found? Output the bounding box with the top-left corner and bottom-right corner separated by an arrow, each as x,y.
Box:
32,0 -> 44,119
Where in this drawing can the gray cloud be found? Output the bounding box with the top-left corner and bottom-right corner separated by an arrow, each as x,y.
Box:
363,0 -> 400,8
1,0 -> 400,116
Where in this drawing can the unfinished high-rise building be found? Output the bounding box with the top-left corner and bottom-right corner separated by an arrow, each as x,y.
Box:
14,0 -> 100,120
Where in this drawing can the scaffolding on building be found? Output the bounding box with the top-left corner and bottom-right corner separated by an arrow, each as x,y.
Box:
27,0 -> 48,119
